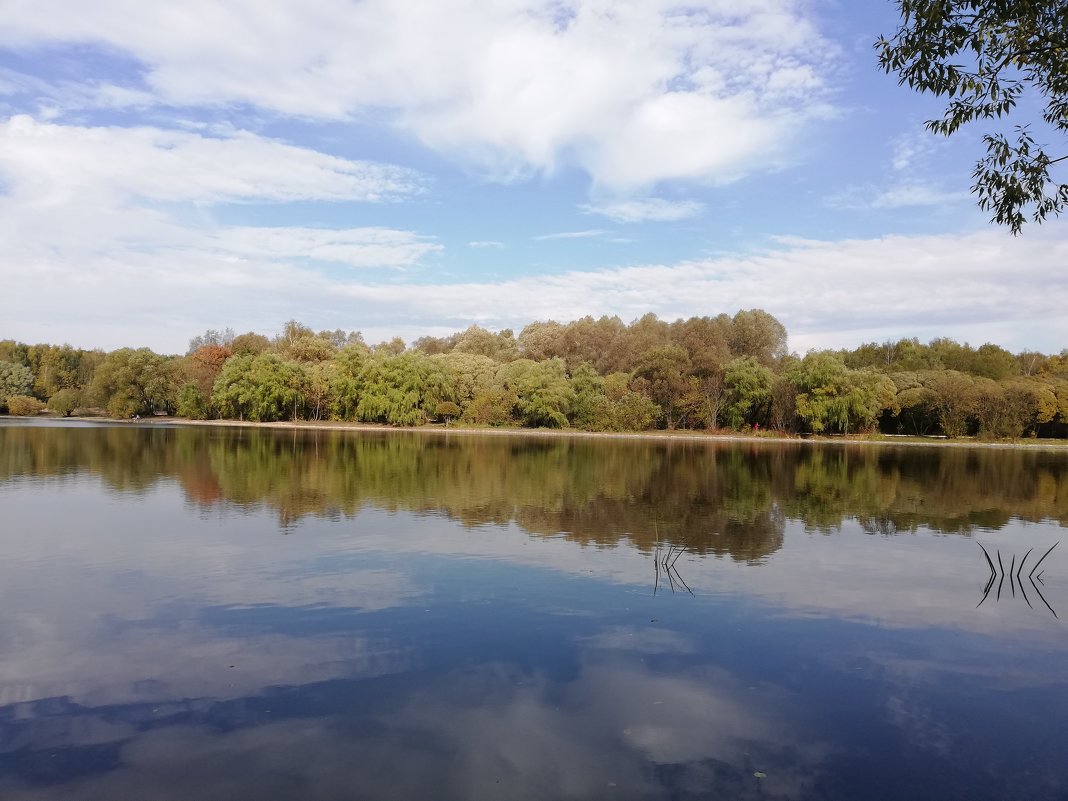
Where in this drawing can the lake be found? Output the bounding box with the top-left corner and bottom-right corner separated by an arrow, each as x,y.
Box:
0,419 -> 1066,800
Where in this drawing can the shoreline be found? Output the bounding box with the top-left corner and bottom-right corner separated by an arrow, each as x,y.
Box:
7,414 -> 1068,452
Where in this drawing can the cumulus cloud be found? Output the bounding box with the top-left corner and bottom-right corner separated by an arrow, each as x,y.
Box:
581,197 -> 705,223
0,115 -> 439,349
0,0 -> 836,188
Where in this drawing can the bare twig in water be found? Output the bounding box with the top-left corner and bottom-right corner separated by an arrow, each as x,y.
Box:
997,550 -> 1006,601
977,541 -> 1058,617
977,571 -> 996,608
1016,548 -> 1032,583
1018,573 -> 1034,610
978,541 -> 996,576
1029,542 -> 1058,580
1032,577 -> 1058,619
651,534 -> 694,596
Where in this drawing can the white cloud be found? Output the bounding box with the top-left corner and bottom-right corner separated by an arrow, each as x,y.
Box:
3,214 -> 1065,354
825,181 -> 963,211
869,184 -> 963,209
534,229 -> 605,241
349,227 -> 1068,353
891,130 -> 940,172
0,116 -> 440,350
0,116 -> 423,206
581,197 -> 705,223
213,227 -> 441,268
0,0 -> 836,188
467,240 -> 505,249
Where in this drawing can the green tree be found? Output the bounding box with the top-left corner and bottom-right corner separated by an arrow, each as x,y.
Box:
373,337 -> 407,356
436,351 -> 498,416
729,309 -> 788,366
974,377 -> 1057,438
329,343 -> 371,420
924,370 -> 978,437
517,320 -> 565,362
877,1 -> 1068,232
34,345 -> 85,399
768,373 -> 798,432
229,332 -> 270,356
496,358 -> 573,428
176,383 -> 209,420
318,328 -> 365,349
568,363 -> 608,430
0,360 -> 34,400
723,357 -> 775,429
435,400 -> 461,424
282,335 -> 336,363
47,387 -> 82,417
452,325 -> 518,361
633,344 -> 691,428
356,352 -> 451,426
889,372 -> 938,434
90,348 -> 178,418
465,388 -> 516,426
788,353 -> 895,434
212,353 -> 303,422
602,373 -> 661,431
302,362 -> 335,421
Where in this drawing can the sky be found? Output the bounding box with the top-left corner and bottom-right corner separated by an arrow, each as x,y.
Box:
0,0 -> 1064,355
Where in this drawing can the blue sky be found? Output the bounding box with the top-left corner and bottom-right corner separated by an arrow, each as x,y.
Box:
0,0 -> 1064,355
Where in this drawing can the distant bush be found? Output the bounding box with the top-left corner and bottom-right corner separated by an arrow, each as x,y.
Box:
6,395 -> 45,416
435,401 -> 461,422
47,388 -> 82,417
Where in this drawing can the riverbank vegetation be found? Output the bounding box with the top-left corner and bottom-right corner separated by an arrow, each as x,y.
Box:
3,309 -> 1067,438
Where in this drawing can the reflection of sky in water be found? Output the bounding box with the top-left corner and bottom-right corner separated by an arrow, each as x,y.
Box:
1,423 -> 1067,800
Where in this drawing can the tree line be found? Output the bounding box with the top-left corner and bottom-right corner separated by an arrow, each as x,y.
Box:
2,309 -> 1067,438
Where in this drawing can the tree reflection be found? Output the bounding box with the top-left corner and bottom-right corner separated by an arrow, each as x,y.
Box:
2,423 -> 1067,562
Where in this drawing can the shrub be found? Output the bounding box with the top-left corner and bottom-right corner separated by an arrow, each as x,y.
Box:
435,401 -> 461,423
6,395 -> 45,416
47,388 -> 82,417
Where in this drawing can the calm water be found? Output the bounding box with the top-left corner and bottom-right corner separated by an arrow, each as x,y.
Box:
1,419 -> 1066,801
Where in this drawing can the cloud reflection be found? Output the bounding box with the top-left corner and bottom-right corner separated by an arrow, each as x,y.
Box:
0,648 -> 825,801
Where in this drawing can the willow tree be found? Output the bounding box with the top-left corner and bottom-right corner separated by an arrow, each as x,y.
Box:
355,352 -> 452,426
212,353 -> 303,422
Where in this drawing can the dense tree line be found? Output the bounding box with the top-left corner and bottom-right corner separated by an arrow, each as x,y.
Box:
2,311 -> 1067,438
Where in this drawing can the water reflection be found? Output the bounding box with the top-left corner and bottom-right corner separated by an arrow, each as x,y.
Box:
1,421 -> 1066,800
3,420 -> 1067,548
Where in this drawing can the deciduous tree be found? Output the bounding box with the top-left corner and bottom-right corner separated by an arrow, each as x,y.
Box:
0,360 -> 34,400
878,0 -> 1068,232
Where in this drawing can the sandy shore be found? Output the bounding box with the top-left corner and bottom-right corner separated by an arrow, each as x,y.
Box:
19,414 -> 1067,452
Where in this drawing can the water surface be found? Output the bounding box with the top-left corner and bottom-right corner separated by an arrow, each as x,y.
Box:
1,419 -> 1066,800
